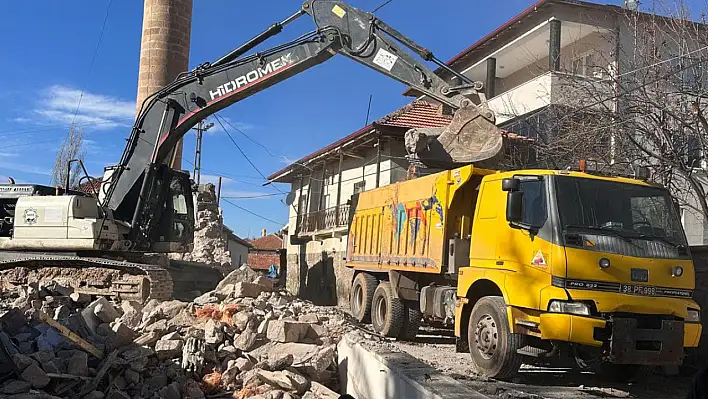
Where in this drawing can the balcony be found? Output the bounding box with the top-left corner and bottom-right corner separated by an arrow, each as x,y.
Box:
296,204 -> 350,237
488,72 -> 614,124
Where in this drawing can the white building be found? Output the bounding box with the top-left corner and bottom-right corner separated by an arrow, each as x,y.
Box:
268,0 -> 708,304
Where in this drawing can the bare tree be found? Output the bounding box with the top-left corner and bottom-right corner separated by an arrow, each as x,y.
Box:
51,123 -> 85,189
499,0 -> 708,224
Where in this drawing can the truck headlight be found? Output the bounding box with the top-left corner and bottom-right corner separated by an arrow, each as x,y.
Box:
548,300 -> 590,316
687,309 -> 700,322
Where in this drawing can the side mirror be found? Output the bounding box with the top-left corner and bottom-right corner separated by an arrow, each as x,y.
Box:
502,178 -> 520,192
506,191 -> 523,223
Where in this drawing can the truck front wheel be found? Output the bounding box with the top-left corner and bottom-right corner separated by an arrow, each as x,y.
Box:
371,282 -> 405,337
468,296 -> 524,380
350,273 -> 378,323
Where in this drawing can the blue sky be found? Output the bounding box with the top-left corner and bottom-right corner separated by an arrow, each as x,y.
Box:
0,0 -> 632,239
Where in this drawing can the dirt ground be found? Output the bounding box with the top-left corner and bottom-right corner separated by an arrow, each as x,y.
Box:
388,327 -> 696,399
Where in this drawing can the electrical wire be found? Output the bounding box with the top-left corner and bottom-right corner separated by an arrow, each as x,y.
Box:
3,139 -> 63,149
182,159 -> 266,186
222,193 -> 283,199
213,114 -> 288,195
221,198 -> 284,226
373,0 -> 394,13
69,0 -> 114,127
218,117 -> 280,158
0,118 -> 134,139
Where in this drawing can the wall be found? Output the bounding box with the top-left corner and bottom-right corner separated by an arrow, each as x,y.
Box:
500,31 -> 615,92
284,137 -> 409,305
286,236 -> 353,307
228,240 -> 249,268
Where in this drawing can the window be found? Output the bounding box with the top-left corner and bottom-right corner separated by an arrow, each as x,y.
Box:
555,176 -> 686,246
571,51 -> 602,78
353,181 -> 366,195
520,179 -> 547,227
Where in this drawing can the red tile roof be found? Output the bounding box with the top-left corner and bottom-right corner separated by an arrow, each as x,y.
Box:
267,100 -> 463,181
247,234 -> 283,251
375,100 -> 452,128
78,179 -> 102,197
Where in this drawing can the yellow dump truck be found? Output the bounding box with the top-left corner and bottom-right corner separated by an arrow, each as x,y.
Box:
345,164 -> 702,380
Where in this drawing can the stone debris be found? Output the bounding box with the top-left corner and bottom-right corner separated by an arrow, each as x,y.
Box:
168,183 -> 232,273
0,270 -> 352,398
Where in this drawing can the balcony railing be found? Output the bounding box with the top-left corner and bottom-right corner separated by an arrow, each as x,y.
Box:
297,205 -> 350,234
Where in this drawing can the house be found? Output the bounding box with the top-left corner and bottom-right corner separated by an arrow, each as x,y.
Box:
223,225 -> 252,268
270,0 -> 708,306
268,100 -> 474,304
247,230 -> 285,272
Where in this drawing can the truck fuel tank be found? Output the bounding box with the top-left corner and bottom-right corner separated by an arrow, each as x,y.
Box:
420,285 -> 456,321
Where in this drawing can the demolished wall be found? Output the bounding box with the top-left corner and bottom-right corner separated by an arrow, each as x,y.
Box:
0,268 -> 348,398
170,183 -> 232,274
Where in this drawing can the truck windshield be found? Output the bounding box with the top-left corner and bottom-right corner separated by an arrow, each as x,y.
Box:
555,176 -> 687,247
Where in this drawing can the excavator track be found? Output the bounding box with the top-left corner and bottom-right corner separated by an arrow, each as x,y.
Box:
0,252 -> 173,302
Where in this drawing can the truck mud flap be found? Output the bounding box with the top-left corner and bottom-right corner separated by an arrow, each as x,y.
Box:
609,318 -> 684,365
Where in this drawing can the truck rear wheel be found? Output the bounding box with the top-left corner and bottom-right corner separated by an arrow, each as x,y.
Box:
399,301 -> 422,341
350,273 -> 378,323
371,282 -> 405,337
468,296 -> 523,380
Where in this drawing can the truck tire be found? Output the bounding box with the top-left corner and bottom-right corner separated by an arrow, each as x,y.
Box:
350,273 -> 378,323
399,301 -> 422,341
467,296 -> 524,380
371,282 -> 405,337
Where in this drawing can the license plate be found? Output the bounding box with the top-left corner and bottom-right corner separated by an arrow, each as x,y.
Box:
621,284 -> 657,296
631,268 -> 648,282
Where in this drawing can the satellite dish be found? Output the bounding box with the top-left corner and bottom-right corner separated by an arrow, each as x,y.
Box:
624,0 -> 639,11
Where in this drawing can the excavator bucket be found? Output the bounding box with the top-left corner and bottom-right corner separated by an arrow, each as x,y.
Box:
404,104 -> 505,169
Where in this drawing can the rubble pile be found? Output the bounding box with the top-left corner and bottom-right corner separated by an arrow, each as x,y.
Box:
0,267 -> 352,399
171,183 -> 232,272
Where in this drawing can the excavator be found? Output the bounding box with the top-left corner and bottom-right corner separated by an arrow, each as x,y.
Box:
0,0 -> 503,302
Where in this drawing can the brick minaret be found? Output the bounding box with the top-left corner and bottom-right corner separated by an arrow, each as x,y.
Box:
136,0 -> 192,170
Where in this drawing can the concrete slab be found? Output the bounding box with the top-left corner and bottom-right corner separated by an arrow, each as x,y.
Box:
337,332 -> 489,399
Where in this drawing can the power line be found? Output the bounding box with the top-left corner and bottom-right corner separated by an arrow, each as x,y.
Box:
214,114 -> 287,195
70,0 -> 114,127
182,159 -> 266,186
218,117 -> 280,158
0,118 -> 134,138
221,198 -> 284,226
4,139 -> 62,149
373,0 -> 394,13
222,193 -> 284,199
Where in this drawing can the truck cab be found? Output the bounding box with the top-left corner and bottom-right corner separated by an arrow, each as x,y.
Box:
457,168 -> 701,379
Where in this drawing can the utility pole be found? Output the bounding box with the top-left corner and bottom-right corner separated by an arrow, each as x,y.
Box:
192,120 -> 214,185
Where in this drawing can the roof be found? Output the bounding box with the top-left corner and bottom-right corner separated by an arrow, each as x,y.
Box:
375,100 -> 454,128
223,225 -> 253,248
247,234 -> 283,251
268,99 -> 535,182
78,178 -> 102,197
403,0 -> 618,96
267,100 -> 460,182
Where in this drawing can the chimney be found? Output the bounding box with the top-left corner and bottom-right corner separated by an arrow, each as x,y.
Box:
136,0 -> 193,170
261,228 -> 267,237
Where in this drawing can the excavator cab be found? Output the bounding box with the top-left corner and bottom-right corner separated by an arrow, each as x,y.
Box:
132,164 -> 195,253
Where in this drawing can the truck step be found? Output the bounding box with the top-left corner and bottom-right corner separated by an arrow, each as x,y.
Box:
517,345 -> 551,357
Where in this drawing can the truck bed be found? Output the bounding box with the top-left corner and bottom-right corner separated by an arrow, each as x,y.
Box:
346,165 -> 494,274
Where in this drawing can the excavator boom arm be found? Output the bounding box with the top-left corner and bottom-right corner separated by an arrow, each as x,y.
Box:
105,0 -> 500,231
